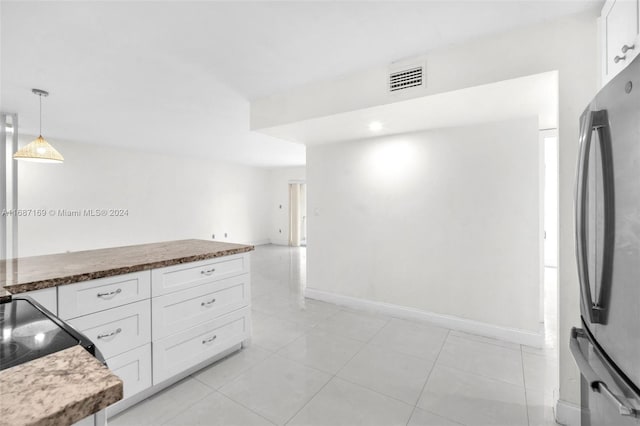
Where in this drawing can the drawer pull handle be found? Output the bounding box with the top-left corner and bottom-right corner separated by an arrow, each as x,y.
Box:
200,268 -> 216,276
614,55 -> 626,64
201,298 -> 217,307
97,288 -> 122,298
97,328 -> 122,340
202,335 -> 217,344
622,44 -> 635,54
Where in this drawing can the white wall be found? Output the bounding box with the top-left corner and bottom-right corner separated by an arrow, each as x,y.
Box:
267,167 -> 306,245
15,136 -> 271,257
308,118 -> 541,334
253,11 -> 599,410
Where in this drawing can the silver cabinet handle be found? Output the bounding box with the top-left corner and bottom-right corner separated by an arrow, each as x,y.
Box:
200,268 -> 216,276
622,44 -> 635,53
614,55 -> 626,63
202,335 -> 217,344
97,328 -> 122,340
201,298 -> 216,307
97,288 -> 122,298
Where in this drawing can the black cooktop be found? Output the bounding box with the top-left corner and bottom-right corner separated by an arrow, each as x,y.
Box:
0,298 -> 83,371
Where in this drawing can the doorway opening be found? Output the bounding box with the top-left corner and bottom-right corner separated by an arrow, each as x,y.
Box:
541,130 -> 558,346
288,182 -> 307,247
538,128 -> 559,407
543,131 -> 559,269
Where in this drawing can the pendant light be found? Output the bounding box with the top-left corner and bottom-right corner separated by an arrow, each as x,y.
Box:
13,89 -> 64,163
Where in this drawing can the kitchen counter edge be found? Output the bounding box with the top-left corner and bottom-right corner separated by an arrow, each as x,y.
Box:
0,345 -> 123,426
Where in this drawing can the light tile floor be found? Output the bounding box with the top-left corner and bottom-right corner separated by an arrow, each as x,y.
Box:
111,245 -> 559,426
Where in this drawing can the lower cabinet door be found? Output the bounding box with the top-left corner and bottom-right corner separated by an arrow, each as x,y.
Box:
152,307 -> 251,384
106,344 -> 152,399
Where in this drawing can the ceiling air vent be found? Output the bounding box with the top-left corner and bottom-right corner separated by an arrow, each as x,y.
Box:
389,66 -> 423,92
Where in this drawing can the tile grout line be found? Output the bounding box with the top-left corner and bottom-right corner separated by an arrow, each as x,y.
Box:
282,313 -> 393,425
191,345 -> 275,391
151,378 -> 218,426
230,296 -> 388,424
433,333 -> 532,389
216,350 -> 278,394
406,329 -> 452,426
448,331 -> 522,353
216,390 -> 279,426
334,375 -> 424,409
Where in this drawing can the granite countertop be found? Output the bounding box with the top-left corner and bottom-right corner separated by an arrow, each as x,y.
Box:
0,239 -> 254,296
0,345 -> 123,426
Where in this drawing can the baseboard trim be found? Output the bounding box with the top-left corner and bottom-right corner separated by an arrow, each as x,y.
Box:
269,238 -> 289,246
305,288 -> 544,347
555,399 -> 583,426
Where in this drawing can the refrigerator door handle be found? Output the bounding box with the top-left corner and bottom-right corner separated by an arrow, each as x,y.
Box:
575,109 -> 613,324
570,327 -> 639,418
595,109 -> 616,325
576,110 -> 599,323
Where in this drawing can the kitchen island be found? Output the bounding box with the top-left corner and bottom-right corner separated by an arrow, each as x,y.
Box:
0,239 -> 254,425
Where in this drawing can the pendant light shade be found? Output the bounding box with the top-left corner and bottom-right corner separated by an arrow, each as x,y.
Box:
13,89 -> 64,163
13,135 -> 64,163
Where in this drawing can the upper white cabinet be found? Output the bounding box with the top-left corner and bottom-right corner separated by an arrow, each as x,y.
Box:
601,0 -> 639,85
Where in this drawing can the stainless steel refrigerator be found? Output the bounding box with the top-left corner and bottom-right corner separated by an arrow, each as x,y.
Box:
570,53 -> 640,425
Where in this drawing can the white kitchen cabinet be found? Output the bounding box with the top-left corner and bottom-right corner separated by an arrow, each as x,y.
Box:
152,307 -> 251,384
60,273 -> 154,408
601,0 -> 639,85
51,251 -> 252,419
105,344 -> 152,399
21,287 -> 58,315
151,252 -> 252,384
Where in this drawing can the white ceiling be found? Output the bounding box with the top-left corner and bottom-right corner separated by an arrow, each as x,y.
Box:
0,1 -> 599,166
260,71 -> 559,145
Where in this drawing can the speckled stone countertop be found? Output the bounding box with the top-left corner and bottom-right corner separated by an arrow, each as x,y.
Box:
0,345 -> 123,426
0,239 -> 254,296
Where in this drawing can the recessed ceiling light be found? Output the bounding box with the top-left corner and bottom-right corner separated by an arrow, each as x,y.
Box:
369,121 -> 383,132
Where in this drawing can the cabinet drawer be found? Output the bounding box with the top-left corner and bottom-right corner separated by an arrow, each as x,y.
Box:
59,271 -> 151,320
152,307 -> 251,384
68,300 -> 151,359
152,274 -> 250,339
151,254 -> 249,296
106,344 -> 152,399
